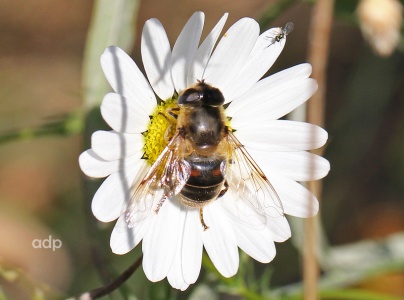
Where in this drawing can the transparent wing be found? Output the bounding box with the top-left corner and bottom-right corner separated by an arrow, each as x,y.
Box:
125,132 -> 191,228
283,22 -> 294,35
225,130 -> 284,220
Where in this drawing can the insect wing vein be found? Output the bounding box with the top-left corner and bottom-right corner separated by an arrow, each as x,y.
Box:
226,131 -> 284,220
125,132 -> 189,227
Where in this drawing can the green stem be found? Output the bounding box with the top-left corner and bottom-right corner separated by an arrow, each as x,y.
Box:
0,112 -> 83,144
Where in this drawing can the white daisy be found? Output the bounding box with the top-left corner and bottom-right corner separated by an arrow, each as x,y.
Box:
79,12 -> 330,291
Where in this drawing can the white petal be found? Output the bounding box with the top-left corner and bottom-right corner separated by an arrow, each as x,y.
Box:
268,174 -> 319,218
110,213 -> 153,255
223,184 -> 285,243
226,63 -> 313,116
188,13 -> 228,85
233,222 -> 276,263
168,272 -> 189,292
92,166 -> 139,222
267,216 -> 291,242
101,93 -> 151,134
221,189 -> 267,229
181,209 -> 203,284
248,149 -> 330,181
222,26 -> 286,101
142,199 -> 182,282
171,12 -> 205,92
101,46 -> 156,115
92,160 -> 149,223
91,130 -> 144,161
79,149 -> 141,178
202,201 -> 239,277
142,19 -> 174,100
204,18 -> 259,91
231,78 -> 317,128
230,78 -> 318,127
234,120 -> 328,152
167,208 -> 189,291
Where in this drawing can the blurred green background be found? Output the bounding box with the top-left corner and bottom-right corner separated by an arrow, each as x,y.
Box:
0,0 -> 403,299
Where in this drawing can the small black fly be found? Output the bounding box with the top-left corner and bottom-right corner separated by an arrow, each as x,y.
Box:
265,22 -> 294,48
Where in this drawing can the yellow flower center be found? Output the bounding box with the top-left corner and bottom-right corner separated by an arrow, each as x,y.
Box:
143,99 -> 178,165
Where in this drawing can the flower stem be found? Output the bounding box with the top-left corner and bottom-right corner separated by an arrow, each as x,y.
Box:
305,0 -> 335,299
68,254 -> 143,300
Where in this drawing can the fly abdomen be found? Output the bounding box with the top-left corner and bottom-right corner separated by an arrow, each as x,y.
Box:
180,154 -> 225,206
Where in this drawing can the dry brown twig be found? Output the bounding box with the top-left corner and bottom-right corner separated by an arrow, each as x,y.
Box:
305,0 -> 335,299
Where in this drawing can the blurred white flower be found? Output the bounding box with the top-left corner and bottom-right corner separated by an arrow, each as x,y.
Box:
79,12 -> 329,290
357,0 -> 403,57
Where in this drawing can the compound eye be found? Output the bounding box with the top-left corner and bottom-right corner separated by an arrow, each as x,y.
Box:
203,89 -> 225,106
178,88 -> 202,106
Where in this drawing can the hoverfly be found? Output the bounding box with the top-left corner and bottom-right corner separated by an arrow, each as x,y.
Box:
265,22 -> 294,48
125,81 -> 284,230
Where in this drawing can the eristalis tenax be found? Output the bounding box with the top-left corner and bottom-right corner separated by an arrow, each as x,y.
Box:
126,80 -> 284,230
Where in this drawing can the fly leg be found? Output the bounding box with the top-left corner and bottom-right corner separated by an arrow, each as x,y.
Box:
218,181 -> 229,198
154,195 -> 168,214
199,207 -> 209,231
158,107 -> 179,144
166,107 -> 180,119
199,181 -> 228,230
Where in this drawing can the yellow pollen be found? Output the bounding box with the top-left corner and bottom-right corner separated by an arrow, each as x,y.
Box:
143,99 -> 178,165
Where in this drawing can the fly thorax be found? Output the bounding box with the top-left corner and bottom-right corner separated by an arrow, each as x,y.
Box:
187,105 -> 224,154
